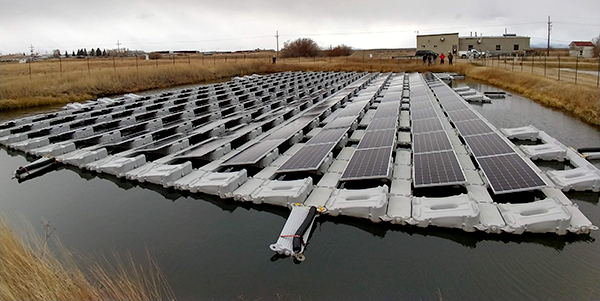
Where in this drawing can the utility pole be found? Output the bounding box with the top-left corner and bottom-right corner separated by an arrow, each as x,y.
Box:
547,16 -> 552,57
116,40 -> 122,55
275,31 -> 279,59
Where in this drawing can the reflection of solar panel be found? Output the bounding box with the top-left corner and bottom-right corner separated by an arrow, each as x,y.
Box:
340,147 -> 393,180
463,133 -> 515,157
413,131 -> 452,153
278,143 -> 336,172
477,153 -> 546,194
446,109 -> 479,122
454,119 -> 494,137
357,129 -> 397,149
412,118 -> 443,134
366,116 -> 397,131
306,128 -> 348,145
222,140 -> 284,166
413,150 -> 466,187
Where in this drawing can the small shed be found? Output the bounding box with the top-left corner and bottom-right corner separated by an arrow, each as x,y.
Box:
569,41 -> 595,58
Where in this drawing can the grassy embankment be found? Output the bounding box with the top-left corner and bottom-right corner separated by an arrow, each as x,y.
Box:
0,218 -> 175,301
1,56 -> 598,125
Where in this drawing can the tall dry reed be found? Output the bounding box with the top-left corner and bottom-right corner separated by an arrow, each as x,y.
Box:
0,217 -> 175,301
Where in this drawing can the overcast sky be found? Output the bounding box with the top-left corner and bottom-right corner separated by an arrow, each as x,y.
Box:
1,0 -> 599,54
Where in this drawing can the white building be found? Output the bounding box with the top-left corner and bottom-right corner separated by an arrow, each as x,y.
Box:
569,41 -> 595,58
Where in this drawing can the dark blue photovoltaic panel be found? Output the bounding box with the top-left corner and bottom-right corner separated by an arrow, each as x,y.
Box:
454,119 -> 494,137
477,153 -> 546,194
357,129 -> 397,149
278,143 -> 336,172
340,147 -> 393,180
412,118 -> 443,134
413,150 -> 466,187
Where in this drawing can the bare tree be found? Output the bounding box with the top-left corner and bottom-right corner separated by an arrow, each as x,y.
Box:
281,38 -> 320,58
324,44 -> 353,57
592,33 -> 600,57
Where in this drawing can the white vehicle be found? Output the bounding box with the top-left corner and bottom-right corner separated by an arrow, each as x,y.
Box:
458,49 -> 484,59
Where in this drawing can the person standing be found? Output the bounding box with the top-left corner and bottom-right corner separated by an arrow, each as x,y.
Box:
422,54 -> 427,65
427,54 -> 432,66
433,53 -> 438,64
448,52 -> 453,65
440,53 -> 445,64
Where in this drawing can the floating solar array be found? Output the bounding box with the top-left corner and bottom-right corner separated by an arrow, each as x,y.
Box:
409,74 -> 466,188
339,74 -> 404,181
424,74 -> 547,194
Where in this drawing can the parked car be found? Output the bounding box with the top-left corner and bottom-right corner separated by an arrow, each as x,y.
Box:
458,49 -> 483,59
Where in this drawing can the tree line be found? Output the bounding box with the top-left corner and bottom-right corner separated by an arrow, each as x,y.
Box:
52,48 -> 132,58
281,38 -> 353,58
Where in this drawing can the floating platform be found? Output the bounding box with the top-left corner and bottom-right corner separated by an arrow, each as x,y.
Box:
3,71 -> 597,260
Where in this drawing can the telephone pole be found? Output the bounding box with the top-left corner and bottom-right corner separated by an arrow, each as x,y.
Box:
275,31 -> 279,59
547,16 -> 552,57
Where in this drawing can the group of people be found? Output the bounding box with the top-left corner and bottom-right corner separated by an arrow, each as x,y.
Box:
422,52 -> 453,66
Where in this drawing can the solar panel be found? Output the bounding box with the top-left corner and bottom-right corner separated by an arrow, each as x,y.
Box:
374,103 -> 400,118
442,101 -> 469,112
411,108 -> 438,120
337,104 -> 366,117
357,129 -> 397,149
477,153 -> 546,194
410,101 -> 434,111
222,139 -> 284,165
264,122 -> 304,140
454,119 -> 494,137
306,128 -> 348,145
463,133 -> 516,157
413,150 -> 466,187
410,95 -> 430,102
324,116 -> 357,129
340,146 -> 393,180
366,116 -> 397,131
412,118 -> 443,134
413,131 -> 452,153
278,143 -> 336,172
380,92 -> 401,103
446,109 -> 479,122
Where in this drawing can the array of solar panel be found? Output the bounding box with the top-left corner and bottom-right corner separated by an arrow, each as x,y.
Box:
222,139 -> 283,165
410,76 -> 466,187
428,76 -> 546,194
340,146 -> 393,180
278,143 -> 336,171
413,151 -> 466,187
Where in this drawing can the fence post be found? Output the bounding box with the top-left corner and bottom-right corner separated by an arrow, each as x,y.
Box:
531,54 -> 534,73
59,56 -> 62,77
521,54 -> 524,72
512,55 -> 515,71
28,59 -> 31,80
213,54 -> 216,66
113,56 -> 116,72
575,54 -> 579,84
87,57 -> 90,74
544,54 -> 547,76
596,54 -> 599,87
558,55 -> 561,81
188,54 -> 191,65
172,54 -> 175,65
202,53 -> 204,65
136,55 -> 139,69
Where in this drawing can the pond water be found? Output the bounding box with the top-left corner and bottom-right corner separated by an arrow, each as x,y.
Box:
1,78 -> 600,300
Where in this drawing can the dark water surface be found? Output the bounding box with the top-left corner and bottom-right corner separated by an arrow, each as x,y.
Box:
2,79 -> 600,300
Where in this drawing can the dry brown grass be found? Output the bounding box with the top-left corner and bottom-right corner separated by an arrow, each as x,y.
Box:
0,217 -> 175,301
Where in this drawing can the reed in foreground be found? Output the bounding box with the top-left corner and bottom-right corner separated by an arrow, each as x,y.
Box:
0,217 -> 175,301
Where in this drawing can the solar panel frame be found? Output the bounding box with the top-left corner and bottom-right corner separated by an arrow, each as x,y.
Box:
413,131 -> 453,153
454,119 -> 494,137
222,139 -> 284,166
277,143 -> 336,172
413,150 -> 466,187
340,146 -> 393,180
463,133 -> 516,157
357,129 -> 397,149
476,153 -> 547,194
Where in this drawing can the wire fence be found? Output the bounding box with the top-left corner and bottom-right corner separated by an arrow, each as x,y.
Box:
471,54 -> 600,88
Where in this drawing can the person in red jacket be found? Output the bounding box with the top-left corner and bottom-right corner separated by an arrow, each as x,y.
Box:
440,53 -> 446,64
